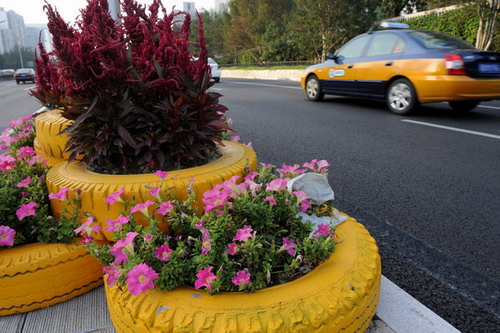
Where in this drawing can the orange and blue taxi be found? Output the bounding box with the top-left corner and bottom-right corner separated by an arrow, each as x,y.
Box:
301,22 -> 500,115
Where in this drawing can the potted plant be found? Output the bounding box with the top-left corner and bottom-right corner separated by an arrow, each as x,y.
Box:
42,0 -> 256,240
0,117 -> 102,316
82,160 -> 381,332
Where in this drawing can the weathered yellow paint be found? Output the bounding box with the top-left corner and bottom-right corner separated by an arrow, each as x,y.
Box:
105,216 -> 381,333
0,242 -> 103,316
46,142 -> 258,241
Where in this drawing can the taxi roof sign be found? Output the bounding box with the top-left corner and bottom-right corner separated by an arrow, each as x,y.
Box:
379,22 -> 409,29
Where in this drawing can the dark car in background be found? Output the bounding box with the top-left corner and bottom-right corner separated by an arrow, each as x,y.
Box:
301,22 -> 500,115
14,68 -> 36,84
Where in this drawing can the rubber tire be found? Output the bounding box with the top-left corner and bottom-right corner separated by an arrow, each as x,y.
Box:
105,215 -> 381,333
386,78 -> 419,115
16,81 -> 19,84
46,142 -> 258,241
34,137 -> 65,167
449,101 -> 479,113
0,242 -> 103,316
214,77 -> 220,83
34,109 -> 75,163
306,75 -> 324,102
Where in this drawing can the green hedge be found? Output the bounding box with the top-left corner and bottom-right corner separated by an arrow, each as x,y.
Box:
404,7 -> 479,45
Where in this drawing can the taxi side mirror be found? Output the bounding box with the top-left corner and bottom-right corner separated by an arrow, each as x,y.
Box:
326,52 -> 338,61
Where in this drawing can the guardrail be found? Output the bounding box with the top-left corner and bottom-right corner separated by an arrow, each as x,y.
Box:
220,60 -> 316,68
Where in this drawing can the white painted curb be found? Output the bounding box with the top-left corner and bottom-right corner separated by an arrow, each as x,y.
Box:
221,69 -> 303,82
377,275 -> 460,333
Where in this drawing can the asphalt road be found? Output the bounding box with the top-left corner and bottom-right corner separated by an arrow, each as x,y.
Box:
1,77 -> 499,331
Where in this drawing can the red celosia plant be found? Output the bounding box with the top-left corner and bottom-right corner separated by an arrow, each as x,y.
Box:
44,0 -> 230,174
31,35 -> 66,109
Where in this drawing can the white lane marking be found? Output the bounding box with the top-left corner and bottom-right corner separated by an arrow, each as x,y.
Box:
478,105 -> 500,110
231,81 -> 302,90
401,119 -> 500,140
209,88 -> 222,91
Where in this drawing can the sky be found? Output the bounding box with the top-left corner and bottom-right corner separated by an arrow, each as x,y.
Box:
1,0 -> 215,24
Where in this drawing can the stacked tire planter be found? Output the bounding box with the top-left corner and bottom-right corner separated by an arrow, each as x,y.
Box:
0,110 -> 103,316
104,215 -> 381,333
46,141 -> 258,241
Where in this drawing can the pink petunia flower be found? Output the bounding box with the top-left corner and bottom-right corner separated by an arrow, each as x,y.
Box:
300,200 -> 312,212
156,201 -> 174,216
126,263 -> 158,295
302,159 -> 318,170
105,215 -> 129,232
232,225 -> 254,242
16,146 -> 36,159
277,164 -> 305,178
244,171 -> 259,182
265,178 -> 289,192
16,176 -> 31,188
232,270 -> 251,286
105,188 -> 125,205
130,200 -> 155,216
16,202 -> 37,221
27,154 -> 46,166
194,266 -> 218,292
264,195 -> 277,206
0,225 -> 16,246
103,264 -> 122,287
202,188 -> 230,214
260,163 -> 272,169
155,244 -> 174,261
0,144 -> 7,150
0,153 -> 16,172
154,170 -> 168,179
110,232 -> 138,265
227,243 -> 239,255
48,187 -> 70,200
144,233 -> 152,242
230,135 -> 240,142
281,237 -> 297,256
149,186 -> 161,198
313,224 -> 334,238
201,229 -> 212,255
74,217 -> 99,237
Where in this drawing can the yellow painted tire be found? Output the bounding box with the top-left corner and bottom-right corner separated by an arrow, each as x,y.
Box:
105,216 -> 381,333
34,109 -> 73,161
34,137 -> 65,167
0,242 -> 103,316
46,142 -> 257,241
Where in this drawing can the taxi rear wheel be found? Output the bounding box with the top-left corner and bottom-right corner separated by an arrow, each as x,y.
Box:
306,75 -> 324,101
449,101 -> 479,113
386,78 -> 418,115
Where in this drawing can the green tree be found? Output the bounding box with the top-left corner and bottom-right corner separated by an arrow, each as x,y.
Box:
226,0 -> 295,63
290,0 -> 378,61
0,46 -> 35,69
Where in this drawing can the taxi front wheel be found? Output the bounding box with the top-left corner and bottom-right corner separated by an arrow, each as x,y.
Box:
386,78 -> 418,115
306,75 -> 324,101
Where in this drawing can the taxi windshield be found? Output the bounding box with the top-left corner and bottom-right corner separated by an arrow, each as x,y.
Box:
409,31 -> 476,50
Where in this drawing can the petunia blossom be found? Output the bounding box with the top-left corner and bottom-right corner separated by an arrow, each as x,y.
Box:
16,146 -> 36,159
227,243 -> 239,255
149,186 -> 161,198
313,224 -> 335,238
0,153 -> 16,172
0,225 -> 16,246
265,178 -> 289,192
16,176 -> 31,188
232,225 -> 254,242
126,263 -> 158,295
156,201 -> 174,216
48,187 -> 70,200
264,195 -> 277,206
16,202 -> 37,221
194,266 -> 218,292
201,229 -> 212,255
155,244 -> 174,261
281,237 -> 297,256
103,264 -> 122,286
105,188 -> 125,205
130,200 -> 155,216
232,270 -> 251,286
74,217 -> 100,237
154,170 -> 168,179
105,214 -> 129,232
230,135 -> 240,142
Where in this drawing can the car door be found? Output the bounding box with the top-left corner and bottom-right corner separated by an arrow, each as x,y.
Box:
354,32 -> 406,98
319,35 -> 371,95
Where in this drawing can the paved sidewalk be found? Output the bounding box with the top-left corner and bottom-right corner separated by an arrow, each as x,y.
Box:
0,275 -> 459,333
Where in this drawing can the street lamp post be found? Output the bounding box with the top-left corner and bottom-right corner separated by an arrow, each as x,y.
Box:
107,0 -> 121,21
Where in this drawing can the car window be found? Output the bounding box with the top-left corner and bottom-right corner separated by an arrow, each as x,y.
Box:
336,35 -> 370,60
16,69 -> 34,74
366,33 -> 406,56
208,58 -> 216,64
409,31 -> 476,50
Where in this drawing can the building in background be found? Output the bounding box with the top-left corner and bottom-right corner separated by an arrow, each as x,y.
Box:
214,0 -> 228,13
0,7 -> 27,54
26,24 -> 52,53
